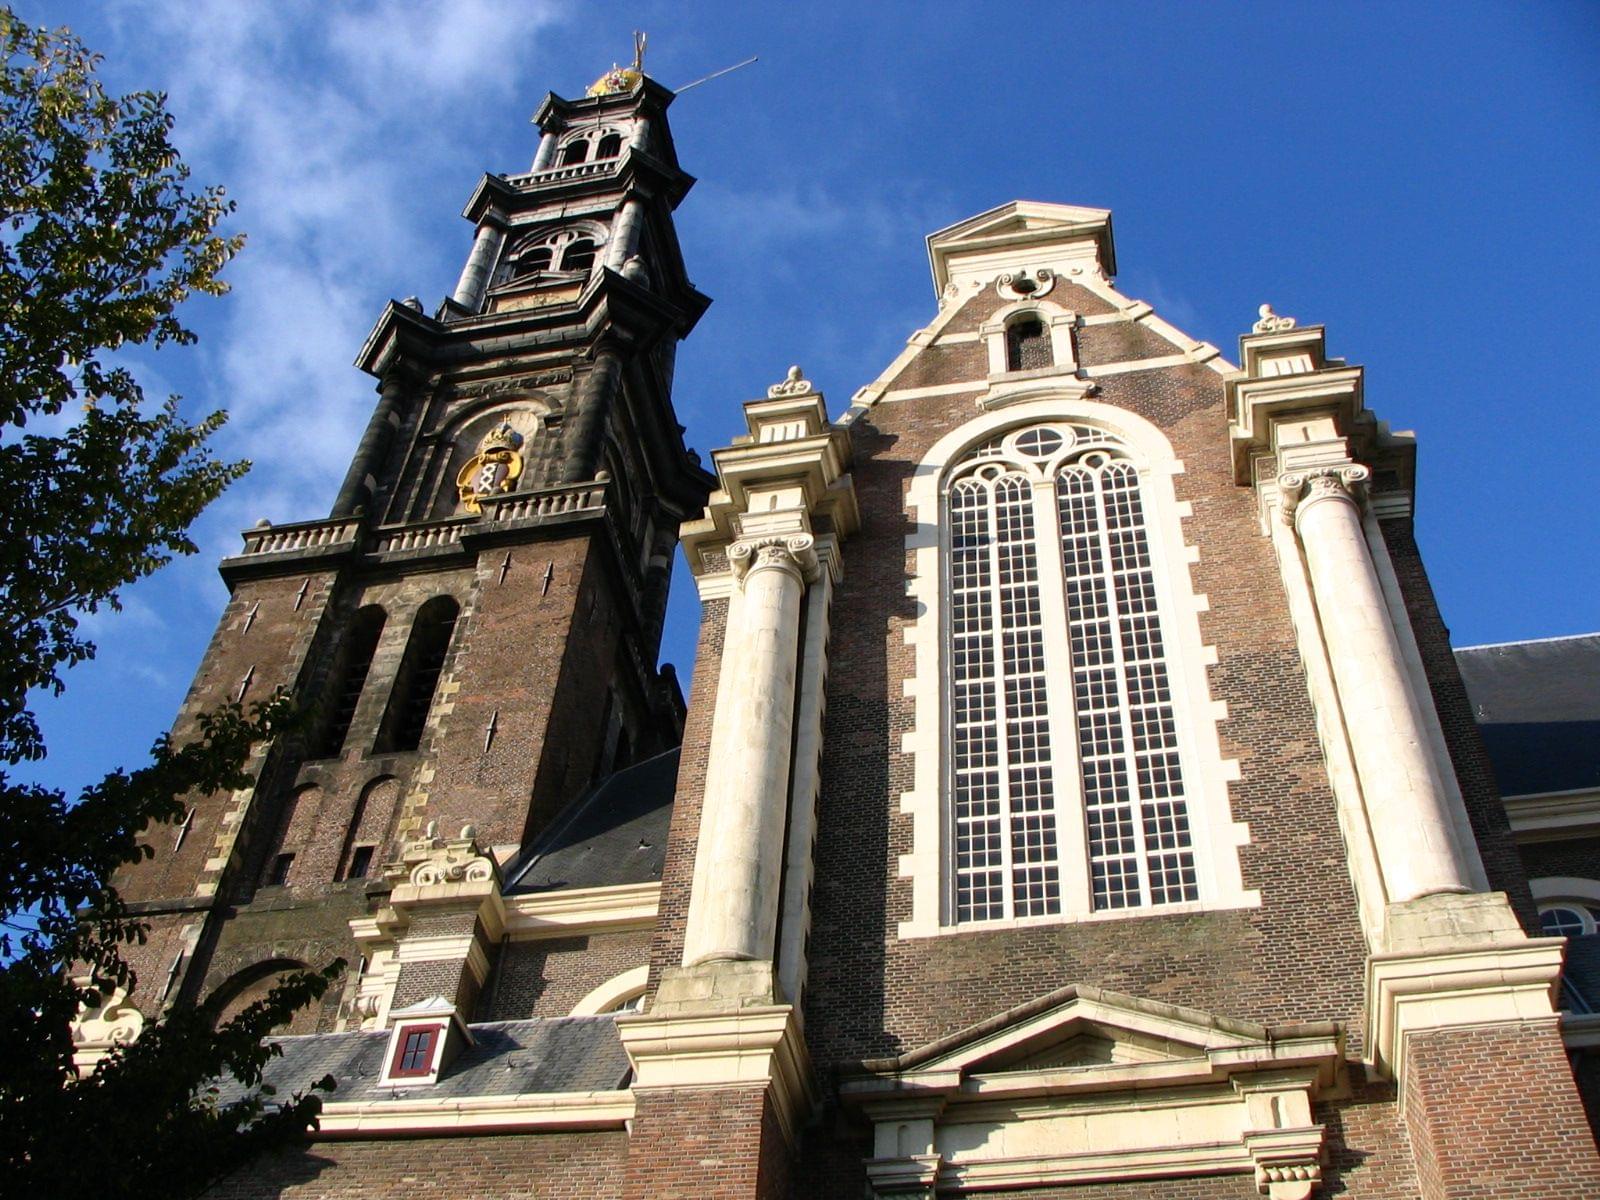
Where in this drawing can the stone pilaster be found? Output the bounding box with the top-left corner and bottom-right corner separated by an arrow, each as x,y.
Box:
1230,311 -> 1600,1191
621,368 -> 856,1199
1279,463 -> 1475,902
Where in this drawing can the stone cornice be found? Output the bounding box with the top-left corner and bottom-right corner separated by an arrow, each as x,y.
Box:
616,1003 -> 817,1146
681,373 -> 859,576
1364,936 -> 1565,1095
1503,788 -> 1600,841
314,1088 -> 635,1137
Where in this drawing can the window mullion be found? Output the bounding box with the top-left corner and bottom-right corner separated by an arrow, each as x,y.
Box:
985,479 -> 1017,920
1092,467 -> 1153,907
1036,477 -> 1088,915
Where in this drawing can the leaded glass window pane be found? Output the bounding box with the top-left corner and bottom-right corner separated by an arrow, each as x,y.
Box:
944,423 -> 1198,924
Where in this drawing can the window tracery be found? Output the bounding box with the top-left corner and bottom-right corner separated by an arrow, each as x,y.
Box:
943,422 -> 1200,923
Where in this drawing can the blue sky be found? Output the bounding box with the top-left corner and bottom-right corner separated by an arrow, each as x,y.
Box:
23,1 -> 1600,797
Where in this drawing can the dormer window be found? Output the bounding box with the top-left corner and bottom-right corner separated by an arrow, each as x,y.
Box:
596,132 -> 623,159
561,138 -> 589,166
560,238 -> 597,274
1006,317 -> 1052,371
394,1026 -> 436,1075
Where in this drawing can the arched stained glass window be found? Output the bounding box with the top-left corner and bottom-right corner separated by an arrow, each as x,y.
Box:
944,422 -> 1199,923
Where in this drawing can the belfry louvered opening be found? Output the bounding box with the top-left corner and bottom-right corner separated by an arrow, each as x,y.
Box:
944,423 -> 1199,924
375,596 -> 460,754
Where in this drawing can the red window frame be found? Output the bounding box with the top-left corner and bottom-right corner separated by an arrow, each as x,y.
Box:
388,1023 -> 440,1078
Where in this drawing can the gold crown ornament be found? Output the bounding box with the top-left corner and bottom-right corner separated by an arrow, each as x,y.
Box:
457,419 -> 526,514
587,32 -> 646,96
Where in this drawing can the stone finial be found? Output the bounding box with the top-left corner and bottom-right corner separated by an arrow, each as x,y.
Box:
767,365 -> 814,398
1253,304 -> 1297,334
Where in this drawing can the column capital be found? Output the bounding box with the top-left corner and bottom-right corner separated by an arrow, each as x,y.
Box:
728,533 -> 818,584
1278,463 -> 1369,525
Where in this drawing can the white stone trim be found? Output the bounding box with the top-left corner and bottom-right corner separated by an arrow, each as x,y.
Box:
979,298 -> 1079,376
1364,938 -> 1565,1092
315,1089 -> 634,1136
1507,791 -> 1600,841
501,881 -> 659,938
897,398 -> 1253,938
570,965 -> 649,1016
1531,876 -> 1600,905
617,1003 -> 817,1145
846,989 -> 1338,1200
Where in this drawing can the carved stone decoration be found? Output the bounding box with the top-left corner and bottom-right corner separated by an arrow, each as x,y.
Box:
1244,1125 -> 1326,1200
388,824 -> 499,889
449,369 -> 572,400
1253,303 -> 1297,333
1277,464 -> 1370,524
767,365 -> 816,398
71,986 -> 146,1070
728,533 -> 818,583
939,281 -> 961,308
994,267 -> 1055,300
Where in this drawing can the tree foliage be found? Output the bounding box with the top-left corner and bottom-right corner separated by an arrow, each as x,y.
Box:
0,12 -> 338,1197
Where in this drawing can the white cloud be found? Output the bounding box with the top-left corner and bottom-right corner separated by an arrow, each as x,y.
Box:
96,0 -> 567,504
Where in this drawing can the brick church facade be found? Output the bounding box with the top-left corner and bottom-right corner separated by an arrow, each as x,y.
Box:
76,64 -> 1600,1199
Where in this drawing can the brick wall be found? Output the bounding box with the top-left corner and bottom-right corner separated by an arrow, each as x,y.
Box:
207,1130 -> 626,1199
1520,837 -> 1600,886
645,598 -> 726,998
624,1086 -> 788,1200
116,571 -> 337,908
1403,1021 -> 1600,1199
484,930 -> 651,1019
805,286 -> 1372,1068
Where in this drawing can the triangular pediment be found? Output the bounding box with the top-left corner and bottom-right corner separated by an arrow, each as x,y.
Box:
930,201 -> 1112,247
905,986 -> 1255,1080
926,201 -> 1118,295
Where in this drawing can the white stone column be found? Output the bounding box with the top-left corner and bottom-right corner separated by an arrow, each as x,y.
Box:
1283,465 -> 1474,901
450,218 -> 506,311
604,196 -> 645,272
681,534 -> 815,966
530,130 -> 558,171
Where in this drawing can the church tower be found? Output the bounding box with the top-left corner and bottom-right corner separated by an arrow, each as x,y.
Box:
75,56 -> 1599,1200
104,63 -> 713,1035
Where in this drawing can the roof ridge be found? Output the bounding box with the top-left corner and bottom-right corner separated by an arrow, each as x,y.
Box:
1455,631 -> 1600,652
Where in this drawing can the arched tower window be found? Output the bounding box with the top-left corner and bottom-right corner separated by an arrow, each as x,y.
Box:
374,597 -> 460,753
944,422 -> 1199,924
596,132 -> 623,159
313,605 -> 385,759
560,238 -> 597,274
515,245 -> 554,277
1005,316 -> 1053,371
560,138 -> 589,165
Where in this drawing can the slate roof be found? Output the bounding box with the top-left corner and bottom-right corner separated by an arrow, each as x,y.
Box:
504,747 -> 678,893
1454,634 -> 1600,797
219,1015 -> 630,1106
1565,936 -> 1600,1013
